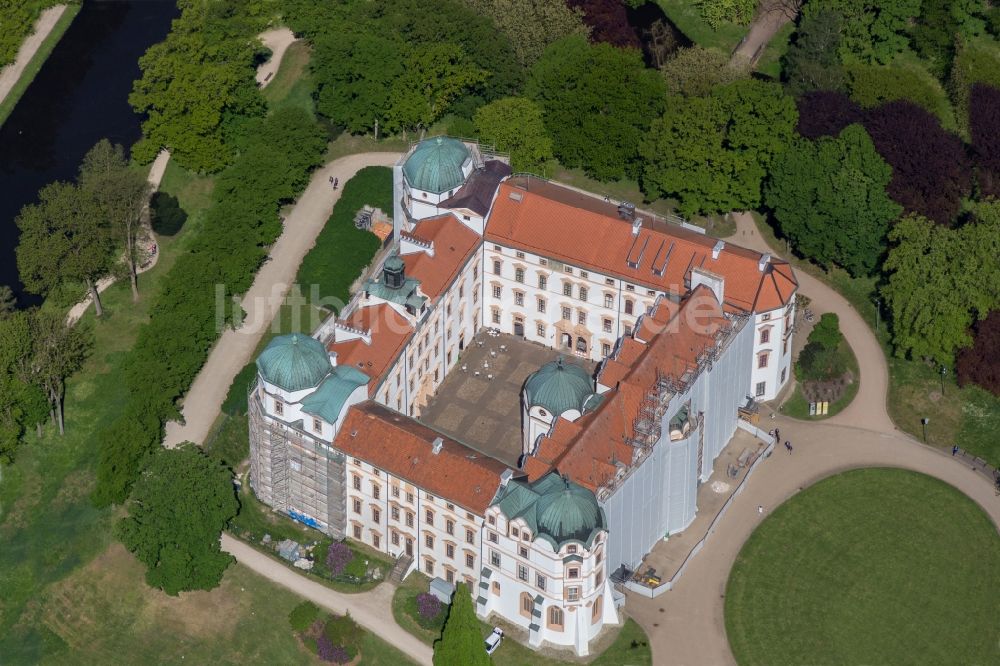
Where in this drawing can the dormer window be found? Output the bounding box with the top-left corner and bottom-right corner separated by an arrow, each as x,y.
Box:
567,545 -> 578,554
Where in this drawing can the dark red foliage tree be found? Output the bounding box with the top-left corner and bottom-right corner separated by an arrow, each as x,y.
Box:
864,100 -> 973,225
970,84 -> 1000,198
795,91 -> 863,139
956,310 -> 1000,396
569,0 -> 641,49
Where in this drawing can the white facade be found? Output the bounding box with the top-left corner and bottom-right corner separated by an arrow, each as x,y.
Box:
749,300 -> 796,401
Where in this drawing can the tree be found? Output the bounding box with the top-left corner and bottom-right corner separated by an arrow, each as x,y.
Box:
949,36 -> 1000,137
16,181 -> 113,317
783,8 -> 847,95
388,43 -> 489,134
882,205 -> 1000,364
128,2 -> 265,171
911,0 -> 990,78
0,285 -> 15,315
764,124 -> 901,276
795,90 -> 864,139
956,310 -> 1000,396
474,97 -> 553,172
641,79 -> 797,215
969,83 -> 1000,197
528,35 -> 666,180
864,100 -> 973,225
464,0 -> 589,66
698,0 -> 756,28
434,583 -> 489,666
661,46 -> 749,98
845,60 -> 957,130
118,445 -> 238,595
802,0 -> 920,64
79,140 -> 153,301
568,0 -> 641,48
810,313 -> 844,349
29,310 -> 93,436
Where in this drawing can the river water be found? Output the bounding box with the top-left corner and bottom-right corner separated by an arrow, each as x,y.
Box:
0,0 -> 178,307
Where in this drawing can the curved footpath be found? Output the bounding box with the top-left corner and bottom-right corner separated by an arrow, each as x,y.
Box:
221,534 -> 433,665
622,212 -> 999,665
164,151 -> 402,446
255,27 -> 296,88
0,5 -> 67,107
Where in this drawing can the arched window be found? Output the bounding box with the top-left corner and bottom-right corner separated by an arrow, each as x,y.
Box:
548,606 -> 564,629
576,337 -> 587,353
520,592 -> 534,618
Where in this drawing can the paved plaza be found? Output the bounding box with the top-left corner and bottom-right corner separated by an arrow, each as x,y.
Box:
419,331 -> 596,467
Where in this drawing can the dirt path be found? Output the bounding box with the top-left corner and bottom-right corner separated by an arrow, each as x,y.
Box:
66,149 -> 171,325
221,534 -> 433,665
0,5 -> 67,107
256,27 -> 296,88
163,151 -> 402,448
730,0 -> 798,67
624,212 -> 999,664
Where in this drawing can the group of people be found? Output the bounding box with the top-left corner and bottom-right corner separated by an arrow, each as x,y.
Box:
768,428 -> 793,454
328,175 -> 339,189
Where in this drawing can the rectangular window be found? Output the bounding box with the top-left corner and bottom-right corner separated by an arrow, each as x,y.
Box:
625,284 -> 635,292
353,475 -> 361,491
425,534 -> 434,548
406,491 -> 414,504
274,400 -> 284,416
518,545 -> 528,558
490,550 -> 501,567
537,323 -> 545,337
312,418 -> 322,433
624,323 -> 633,336
625,299 -> 634,315
493,259 -> 501,275
511,528 -> 519,538
602,343 -> 611,356
372,485 -> 380,500
352,498 -> 362,514
568,567 -> 579,579
446,503 -> 454,510
488,531 -> 498,544
425,509 -> 434,525
568,545 -> 577,554
406,512 -> 414,527
761,313 -> 771,321
783,338 -> 789,356
538,275 -> 547,290
760,328 -> 770,344
604,293 -> 613,308
605,277 -> 614,286
515,268 -> 525,283
425,559 -> 434,575
446,569 -> 455,584
392,531 -> 399,546
392,485 -> 400,498
353,524 -> 362,539
563,283 -> 573,296
577,311 -> 586,325
518,564 -> 528,581
466,553 -> 475,568
756,381 -> 767,397
466,529 -> 475,544
564,265 -> 573,274
603,318 -> 612,333
493,244 -> 501,251
446,519 -> 454,535
372,508 -> 381,524
539,258 -> 548,266
561,306 -> 571,321
536,574 -> 546,591
567,586 -> 580,602
515,291 -> 524,306
373,533 -> 381,549
492,309 -> 501,324
516,251 -> 525,259
446,543 -> 455,558
492,285 -> 501,299
536,298 -> 546,313
391,506 -> 400,521
580,271 -> 588,279
578,286 -> 588,301
758,352 -> 769,369
781,368 -> 787,383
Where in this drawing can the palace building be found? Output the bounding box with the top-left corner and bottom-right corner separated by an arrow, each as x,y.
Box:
248,136 -> 797,655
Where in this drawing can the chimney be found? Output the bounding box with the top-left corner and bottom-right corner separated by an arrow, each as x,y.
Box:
499,468 -> 514,487
712,239 -> 725,259
632,217 -> 642,235
432,437 -> 444,455
758,253 -> 771,272
328,350 -> 338,367
617,201 -> 636,220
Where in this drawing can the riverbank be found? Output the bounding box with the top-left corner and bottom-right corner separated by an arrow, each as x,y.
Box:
0,4 -> 78,128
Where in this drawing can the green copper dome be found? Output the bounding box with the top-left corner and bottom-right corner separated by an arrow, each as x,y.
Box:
523,357 -> 594,416
256,334 -> 331,392
536,477 -> 604,546
403,136 -> 470,194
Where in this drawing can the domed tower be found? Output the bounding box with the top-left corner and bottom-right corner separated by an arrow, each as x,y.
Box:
521,357 -> 599,457
256,333 -> 332,397
535,477 -> 605,548
396,136 -> 474,233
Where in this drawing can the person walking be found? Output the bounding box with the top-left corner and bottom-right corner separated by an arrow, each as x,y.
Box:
952,445 -> 959,456
333,177 -> 339,189
784,440 -> 793,454
757,505 -> 764,514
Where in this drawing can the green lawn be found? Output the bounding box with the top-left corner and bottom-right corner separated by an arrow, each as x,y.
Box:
725,468 -> 1000,666
0,3 -> 80,128
393,573 -> 652,665
782,339 -> 860,420
656,0 -> 748,52
750,212 -> 1000,466
262,38 -> 315,115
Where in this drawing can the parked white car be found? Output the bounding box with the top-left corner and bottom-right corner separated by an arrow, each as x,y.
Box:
484,627 -> 504,655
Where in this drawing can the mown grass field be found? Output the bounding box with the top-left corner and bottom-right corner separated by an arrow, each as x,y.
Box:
726,468 -> 1000,666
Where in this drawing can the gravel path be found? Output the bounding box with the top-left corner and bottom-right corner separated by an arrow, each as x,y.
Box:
0,5 -> 67,107
623,212 -> 999,664
221,534 -> 433,665
255,27 -> 297,88
163,151 -> 402,447
730,0 -> 799,67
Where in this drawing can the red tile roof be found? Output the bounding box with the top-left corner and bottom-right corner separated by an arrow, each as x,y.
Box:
485,177 -> 796,313
403,213 -> 480,301
525,287 -> 736,491
329,304 -> 413,391
334,401 -> 512,514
